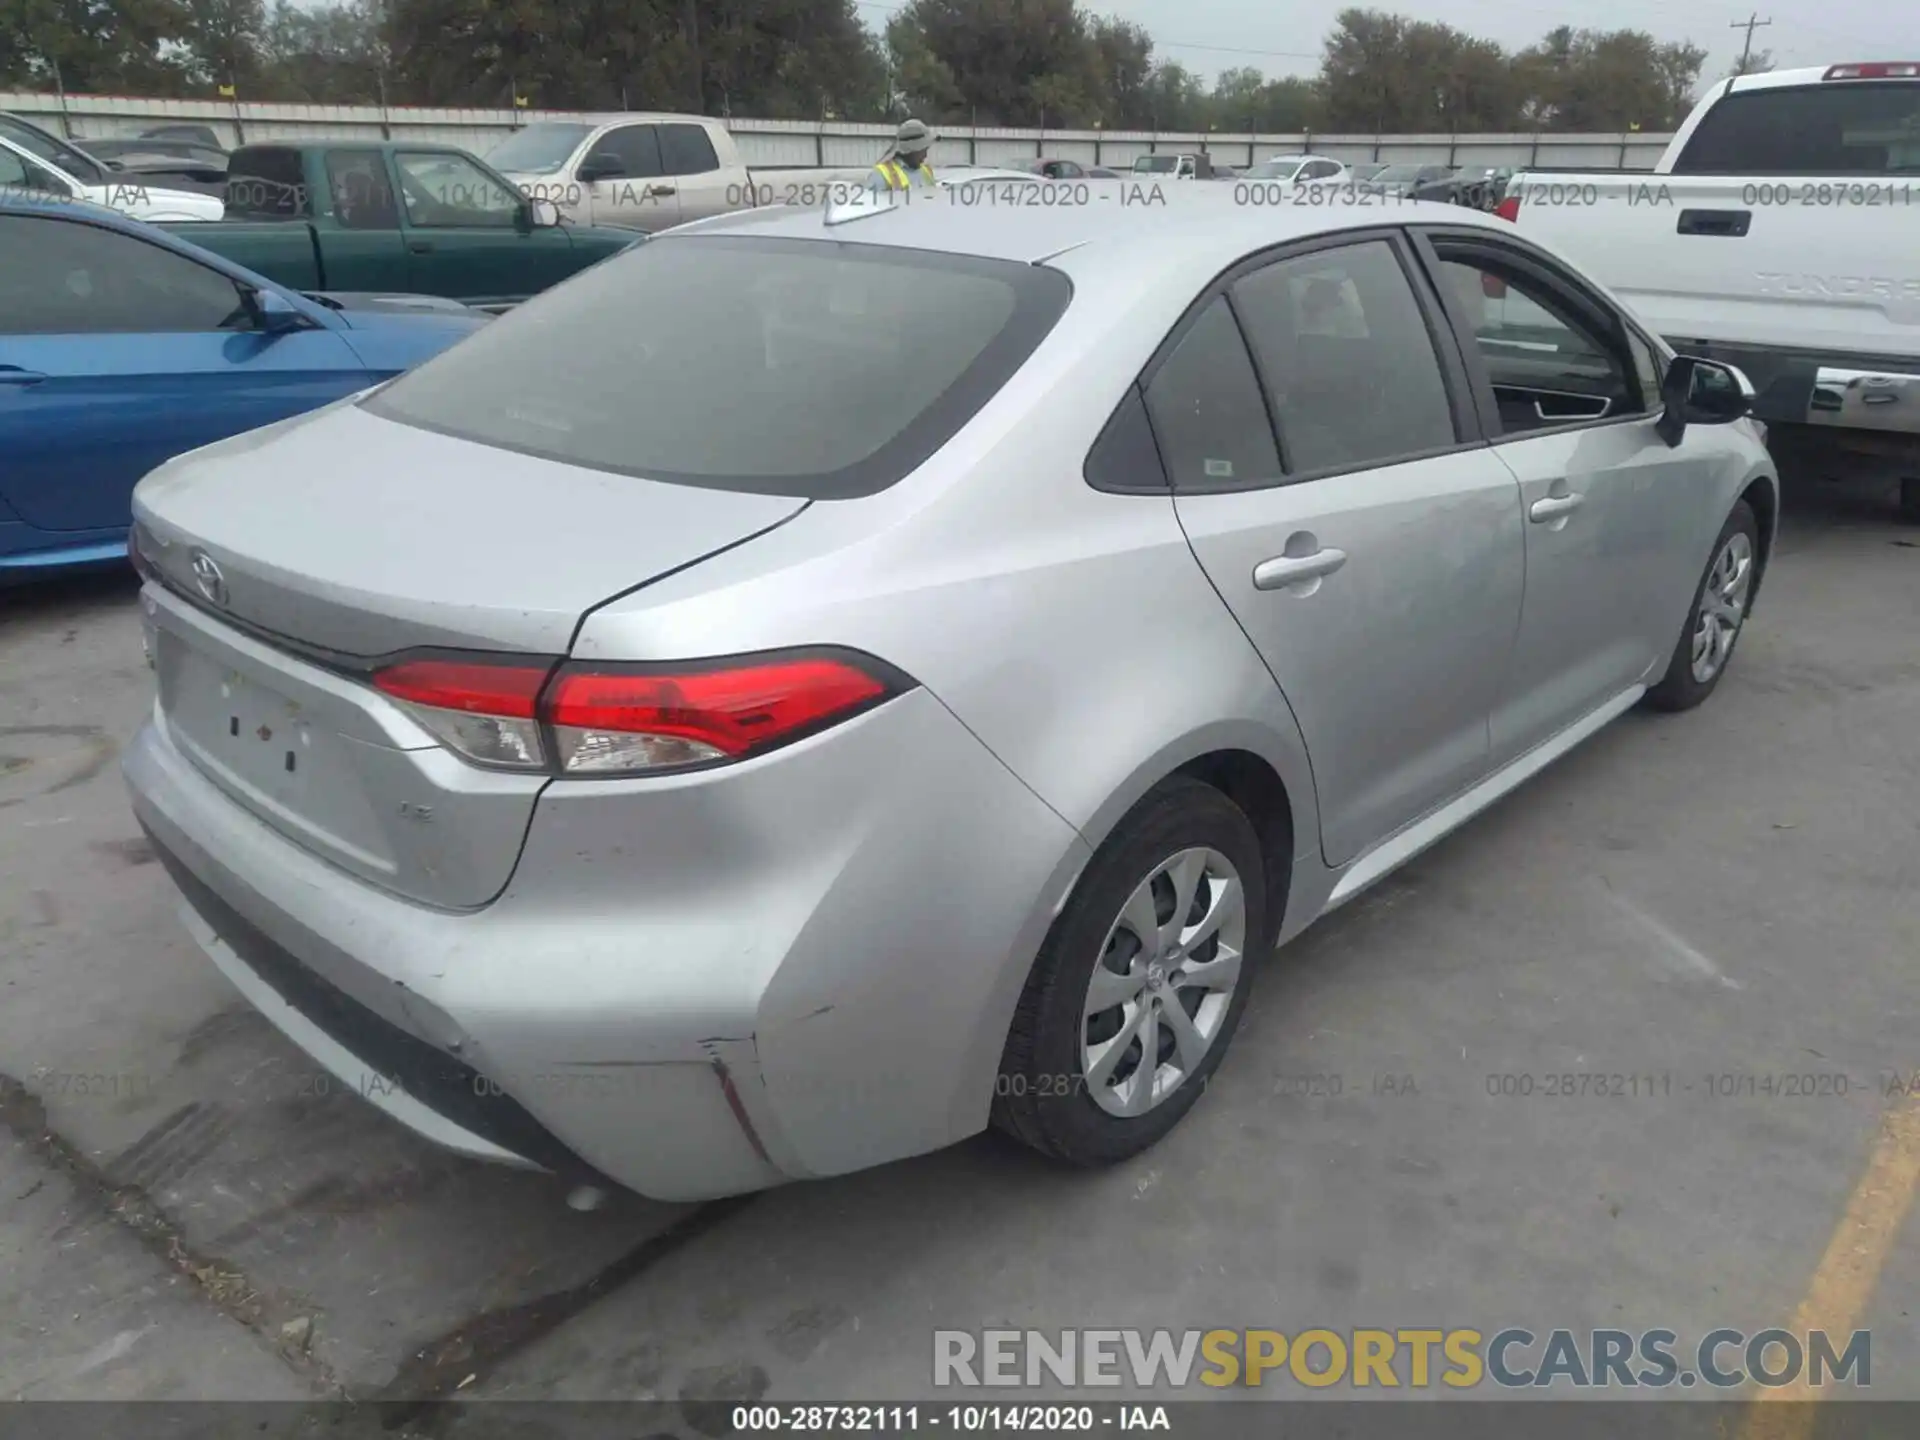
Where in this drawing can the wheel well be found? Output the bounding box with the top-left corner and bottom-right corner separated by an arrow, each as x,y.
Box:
1174,750 -> 1294,947
1741,477 -> 1777,609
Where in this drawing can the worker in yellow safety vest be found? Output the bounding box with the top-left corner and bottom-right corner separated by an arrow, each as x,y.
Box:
872,118 -> 937,191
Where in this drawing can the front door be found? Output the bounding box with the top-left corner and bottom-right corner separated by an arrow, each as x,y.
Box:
1416,232 -> 1709,764
1164,233 -> 1525,867
578,124 -> 682,230
390,150 -> 576,305
0,213 -> 364,539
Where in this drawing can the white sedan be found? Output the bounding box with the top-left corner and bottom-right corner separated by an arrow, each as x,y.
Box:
0,135 -> 224,221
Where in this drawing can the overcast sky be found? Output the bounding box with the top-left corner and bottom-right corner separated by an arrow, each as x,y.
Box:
848,0 -> 1920,85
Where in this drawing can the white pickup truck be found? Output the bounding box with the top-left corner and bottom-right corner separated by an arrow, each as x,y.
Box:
486,113 -> 869,232
1500,62 -> 1920,518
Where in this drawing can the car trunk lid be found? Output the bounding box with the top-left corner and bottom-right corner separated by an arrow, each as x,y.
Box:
132,399 -> 806,908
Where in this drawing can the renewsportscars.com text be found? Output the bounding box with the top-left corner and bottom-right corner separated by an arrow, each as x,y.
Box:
933,1327 -> 1870,1390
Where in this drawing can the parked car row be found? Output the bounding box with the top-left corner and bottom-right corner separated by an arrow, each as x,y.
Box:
0,194 -> 494,576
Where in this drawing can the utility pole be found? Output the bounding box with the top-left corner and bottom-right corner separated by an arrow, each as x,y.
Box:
1730,13 -> 1772,74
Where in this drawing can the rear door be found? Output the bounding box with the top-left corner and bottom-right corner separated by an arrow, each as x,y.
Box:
1414,228 -> 1713,763
389,149 -> 573,304
0,212 -> 366,536
657,122 -> 731,223
579,124 -> 681,229
1167,231 -> 1525,867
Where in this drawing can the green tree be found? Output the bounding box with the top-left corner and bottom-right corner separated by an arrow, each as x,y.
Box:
0,0 -> 197,93
180,0 -> 267,90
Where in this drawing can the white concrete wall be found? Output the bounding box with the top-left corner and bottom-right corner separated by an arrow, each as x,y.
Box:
0,92 -> 1672,171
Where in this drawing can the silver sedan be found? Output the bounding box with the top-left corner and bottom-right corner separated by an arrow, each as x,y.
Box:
123,192 -> 1777,1201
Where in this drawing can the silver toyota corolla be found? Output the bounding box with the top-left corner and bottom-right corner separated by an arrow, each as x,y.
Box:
123,189 -> 1778,1201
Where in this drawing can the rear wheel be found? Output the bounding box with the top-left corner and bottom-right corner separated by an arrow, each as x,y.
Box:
993,777 -> 1265,1166
1645,500 -> 1759,713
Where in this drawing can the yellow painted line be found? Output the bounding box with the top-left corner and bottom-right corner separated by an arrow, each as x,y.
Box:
1740,1094 -> 1920,1440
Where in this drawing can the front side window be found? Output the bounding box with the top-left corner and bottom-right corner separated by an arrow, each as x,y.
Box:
363,236 -> 1070,498
393,152 -> 520,228
1230,240 -> 1457,474
0,145 -> 70,197
1434,252 -> 1639,433
1674,81 -> 1920,175
487,123 -> 594,177
0,214 -> 247,335
587,126 -> 665,180
0,116 -> 104,183
1143,297 -> 1282,491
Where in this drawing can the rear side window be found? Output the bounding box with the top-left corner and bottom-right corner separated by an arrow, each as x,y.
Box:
659,124 -> 720,176
227,148 -> 309,218
1674,81 -> 1920,175
1230,240 -> 1457,475
1143,297 -> 1282,491
363,236 -> 1072,499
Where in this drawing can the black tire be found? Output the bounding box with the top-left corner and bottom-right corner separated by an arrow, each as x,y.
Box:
1645,499 -> 1759,713
992,776 -> 1267,1166
1900,478 -> 1920,524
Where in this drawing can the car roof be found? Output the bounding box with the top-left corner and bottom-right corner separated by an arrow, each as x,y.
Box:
661,186 -> 1514,269
0,188 -> 126,223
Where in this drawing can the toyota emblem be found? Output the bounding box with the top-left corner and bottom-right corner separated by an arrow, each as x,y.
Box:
189,549 -> 228,607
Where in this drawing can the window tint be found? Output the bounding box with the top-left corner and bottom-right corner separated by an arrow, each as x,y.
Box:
589,125 -> 664,180
1304,160 -> 1340,179
1435,255 -> 1638,434
1143,297 -> 1282,491
1084,386 -> 1168,492
659,123 -> 720,176
0,214 -> 246,335
325,151 -> 400,229
1627,330 -> 1665,408
363,235 -> 1070,499
1674,81 -> 1920,175
1230,240 -> 1456,474
0,116 -> 103,183
394,152 -> 520,227
0,146 -> 70,197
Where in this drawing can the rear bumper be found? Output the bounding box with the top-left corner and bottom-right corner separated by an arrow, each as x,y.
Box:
124,681 -> 1086,1202
1669,338 -> 1920,440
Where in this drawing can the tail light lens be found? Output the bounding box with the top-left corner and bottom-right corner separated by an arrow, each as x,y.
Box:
371,649 -> 907,776
1494,195 -> 1520,222
1825,63 -> 1920,80
373,657 -> 554,770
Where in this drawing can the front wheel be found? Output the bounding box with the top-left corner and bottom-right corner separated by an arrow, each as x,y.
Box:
1644,500 -> 1759,713
992,777 -> 1266,1166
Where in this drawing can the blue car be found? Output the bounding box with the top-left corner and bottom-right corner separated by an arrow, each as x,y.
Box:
0,193 -> 488,579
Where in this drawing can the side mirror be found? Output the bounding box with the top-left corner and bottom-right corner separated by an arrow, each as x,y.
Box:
576,153 -> 627,184
527,197 -> 561,228
1656,356 -> 1754,447
249,286 -> 311,335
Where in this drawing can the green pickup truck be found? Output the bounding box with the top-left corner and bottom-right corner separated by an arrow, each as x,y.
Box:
159,142 -> 642,310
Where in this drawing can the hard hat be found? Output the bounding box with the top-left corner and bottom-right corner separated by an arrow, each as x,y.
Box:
895,118 -> 935,150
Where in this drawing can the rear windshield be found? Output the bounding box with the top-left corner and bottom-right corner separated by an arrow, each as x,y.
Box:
225,147 -> 308,217
1673,80 -> 1920,175
362,235 -> 1072,498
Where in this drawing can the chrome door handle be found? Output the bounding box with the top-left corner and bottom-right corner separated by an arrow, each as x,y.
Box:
1253,548 -> 1347,591
1529,493 -> 1584,523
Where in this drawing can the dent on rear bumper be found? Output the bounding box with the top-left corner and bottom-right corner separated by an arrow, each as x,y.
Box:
124,686 -> 1087,1201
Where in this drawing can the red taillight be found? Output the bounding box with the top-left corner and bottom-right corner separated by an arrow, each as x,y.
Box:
1494,195 -> 1520,222
373,655 -> 557,771
373,658 -> 550,718
369,649 -> 903,776
545,655 -> 893,774
1825,62 -> 1920,80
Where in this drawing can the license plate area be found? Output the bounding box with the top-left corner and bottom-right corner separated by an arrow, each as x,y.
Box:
160,635 -> 324,806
